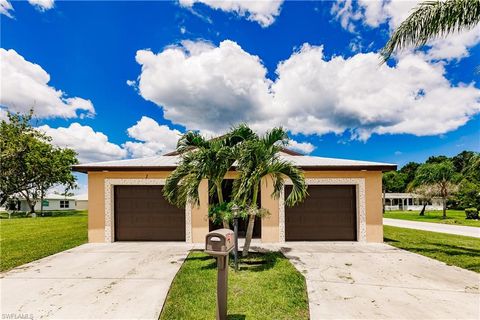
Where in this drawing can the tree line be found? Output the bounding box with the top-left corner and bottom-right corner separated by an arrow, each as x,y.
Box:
383,151 -> 480,217
0,112 -> 78,215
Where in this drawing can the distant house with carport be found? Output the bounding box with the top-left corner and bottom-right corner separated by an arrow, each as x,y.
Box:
383,192 -> 443,211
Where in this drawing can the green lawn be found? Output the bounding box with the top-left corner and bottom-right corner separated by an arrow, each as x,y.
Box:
0,210 -> 88,272
160,251 -> 309,320
384,209 -> 480,227
384,225 -> 480,273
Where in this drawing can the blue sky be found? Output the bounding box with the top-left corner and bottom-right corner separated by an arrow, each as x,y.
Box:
1,0 -> 479,192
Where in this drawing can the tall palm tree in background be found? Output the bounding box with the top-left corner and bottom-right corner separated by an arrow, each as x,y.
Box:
163,125 -> 255,228
381,0 -> 480,63
234,128 -> 308,257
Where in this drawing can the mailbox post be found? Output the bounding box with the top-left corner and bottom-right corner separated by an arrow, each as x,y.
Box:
231,204 -> 240,271
205,229 -> 234,320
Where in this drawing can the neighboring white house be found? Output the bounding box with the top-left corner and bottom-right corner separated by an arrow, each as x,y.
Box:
383,193 -> 443,211
73,194 -> 88,210
14,194 -> 76,212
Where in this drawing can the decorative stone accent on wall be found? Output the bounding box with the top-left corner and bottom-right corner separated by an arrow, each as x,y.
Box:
104,179 -> 191,243
279,178 -> 366,243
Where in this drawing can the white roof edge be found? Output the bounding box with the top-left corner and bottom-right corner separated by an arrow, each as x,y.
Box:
73,154 -> 396,169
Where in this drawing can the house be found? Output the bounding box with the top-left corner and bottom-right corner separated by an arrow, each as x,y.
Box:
383,193 -> 443,211
73,149 -> 396,243
15,194 -> 76,212
73,194 -> 88,210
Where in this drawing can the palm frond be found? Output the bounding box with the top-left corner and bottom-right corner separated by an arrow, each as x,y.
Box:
176,131 -> 208,153
262,127 -> 288,148
266,160 -> 308,206
226,123 -> 257,147
381,0 -> 480,62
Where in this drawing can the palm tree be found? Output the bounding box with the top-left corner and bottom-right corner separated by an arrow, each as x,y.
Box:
412,161 -> 461,219
233,127 -> 308,256
163,125 -> 255,228
381,0 -> 480,62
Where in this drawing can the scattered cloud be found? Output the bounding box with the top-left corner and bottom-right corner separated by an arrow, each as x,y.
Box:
331,0 -> 480,61
28,0 -> 54,11
135,40 -> 272,134
272,44 -> 480,140
38,123 -> 126,163
287,139 -> 315,154
134,40 -> 480,142
123,116 -> 182,158
0,0 -> 13,18
178,0 -> 283,27
1,0 -> 54,18
0,49 -> 95,118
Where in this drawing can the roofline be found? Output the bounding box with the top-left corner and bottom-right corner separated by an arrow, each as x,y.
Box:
163,146 -> 303,157
73,164 -> 396,174
72,166 -> 178,174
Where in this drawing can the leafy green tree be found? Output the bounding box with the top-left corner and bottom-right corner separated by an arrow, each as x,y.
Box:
452,151 -> 476,173
413,161 -> 461,219
412,184 -> 439,216
163,125 -> 255,228
456,179 -> 480,210
382,171 -> 407,193
233,127 -> 308,256
399,161 -> 420,187
462,152 -> 480,182
381,0 -> 480,63
426,155 -> 449,164
0,111 -> 78,214
0,111 -> 44,205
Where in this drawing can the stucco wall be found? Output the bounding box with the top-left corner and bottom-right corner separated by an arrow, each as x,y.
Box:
86,169 -> 383,243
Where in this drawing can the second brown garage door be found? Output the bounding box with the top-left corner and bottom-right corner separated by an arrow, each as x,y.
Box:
285,185 -> 357,241
114,185 -> 185,241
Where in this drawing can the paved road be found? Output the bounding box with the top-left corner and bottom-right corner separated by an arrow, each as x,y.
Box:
0,242 -> 198,319
384,218 -> 480,238
267,242 -> 480,320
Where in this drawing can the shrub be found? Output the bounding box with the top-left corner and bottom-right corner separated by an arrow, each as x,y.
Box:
465,208 -> 479,220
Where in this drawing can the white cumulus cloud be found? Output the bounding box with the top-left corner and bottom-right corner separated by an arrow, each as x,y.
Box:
178,0 -> 283,27
135,40 -> 273,134
38,123 -> 127,163
133,40 -> 480,142
123,116 -> 182,158
287,139 -> 315,154
0,49 -> 95,118
331,0 -> 480,61
28,0 -> 54,11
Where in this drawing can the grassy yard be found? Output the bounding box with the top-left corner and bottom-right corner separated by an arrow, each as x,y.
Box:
0,210 -> 88,272
160,251 -> 309,320
384,209 -> 480,227
384,225 -> 480,273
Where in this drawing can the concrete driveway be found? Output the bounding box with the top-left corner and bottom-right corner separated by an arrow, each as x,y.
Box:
0,242 -> 197,319
276,242 -> 480,319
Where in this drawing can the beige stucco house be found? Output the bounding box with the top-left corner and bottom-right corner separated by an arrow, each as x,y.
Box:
73,150 -> 396,244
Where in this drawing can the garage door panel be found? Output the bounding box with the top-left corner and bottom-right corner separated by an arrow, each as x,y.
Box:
285,185 -> 357,241
114,185 -> 185,241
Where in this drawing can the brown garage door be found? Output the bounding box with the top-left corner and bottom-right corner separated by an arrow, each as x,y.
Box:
114,185 -> 185,241
285,185 -> 357,241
